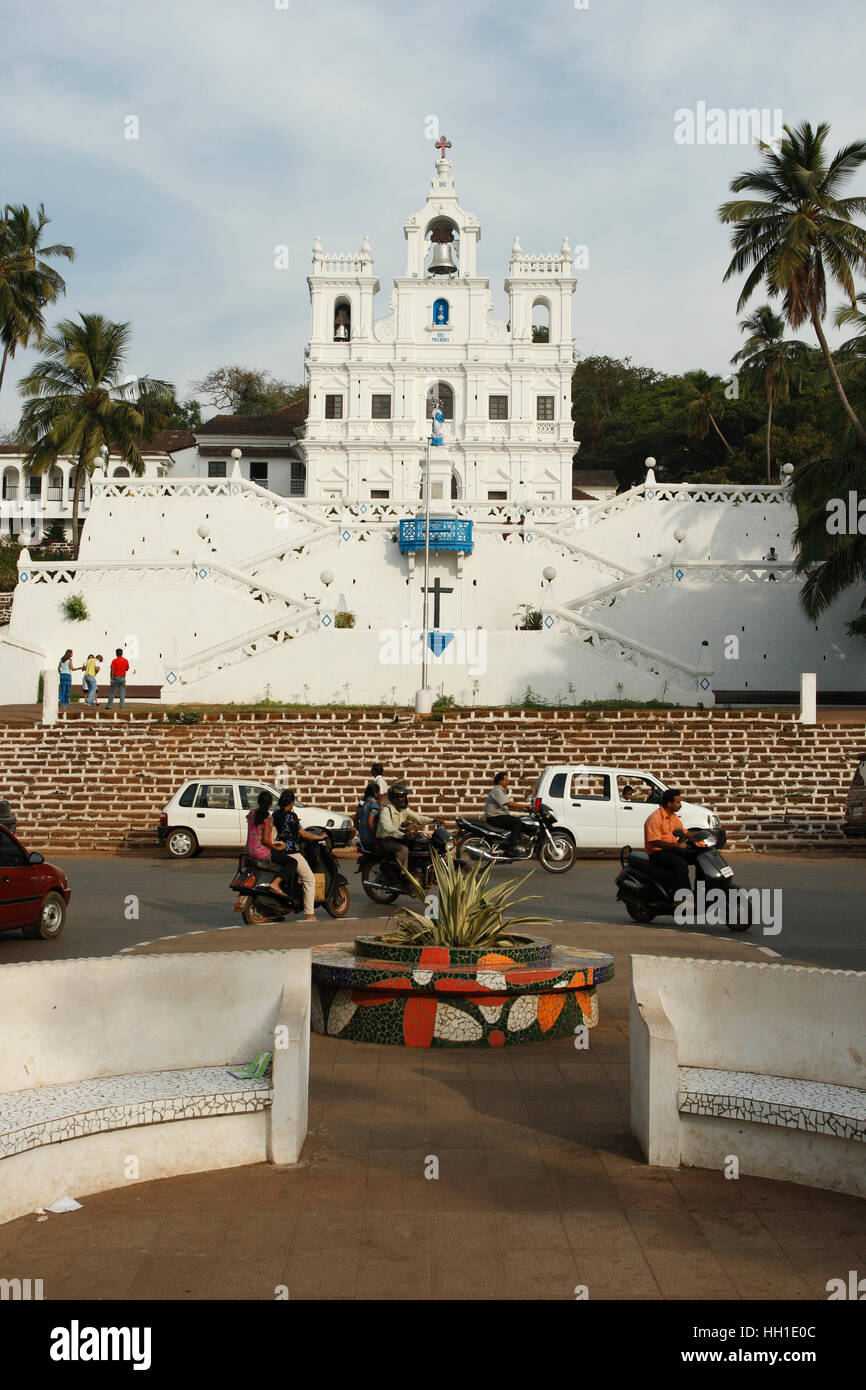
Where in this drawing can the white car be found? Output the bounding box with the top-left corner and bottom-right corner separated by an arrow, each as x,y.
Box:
532,765 -> 722,851
158,779 -> 354,859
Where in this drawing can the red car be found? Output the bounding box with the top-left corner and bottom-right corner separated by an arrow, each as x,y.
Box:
0,824 -> 70,939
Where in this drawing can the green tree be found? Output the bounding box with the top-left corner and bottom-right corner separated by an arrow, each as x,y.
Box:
731,305 -> 809,481
0,203 -> 74,397
17,313 -> 174,553
165,396 -> 203,431
680,370 -> 734,452
719,120 -> 866,448
792,451 -> 866,637
190,364 -> 305,417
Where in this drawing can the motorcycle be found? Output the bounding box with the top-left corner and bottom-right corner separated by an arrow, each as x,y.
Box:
358,823 -> 452,905
455,803 -> 575,874
614,826 -> 751,931
230,839 -> 350,924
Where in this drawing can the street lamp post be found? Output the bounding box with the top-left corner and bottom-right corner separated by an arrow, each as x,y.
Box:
414,409 -> 437,715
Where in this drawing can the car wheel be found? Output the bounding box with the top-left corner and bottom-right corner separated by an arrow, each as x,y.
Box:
30,891 -> 67,939
165,828 -> 198,859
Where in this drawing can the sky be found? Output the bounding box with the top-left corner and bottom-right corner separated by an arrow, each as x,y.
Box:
2,0 -> 865,432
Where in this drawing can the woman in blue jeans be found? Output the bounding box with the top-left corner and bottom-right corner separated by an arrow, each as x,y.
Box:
57,650 -> 81,707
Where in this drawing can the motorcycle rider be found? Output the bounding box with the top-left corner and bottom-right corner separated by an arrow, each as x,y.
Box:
376,782 -> 428,875
644,788 -> 691,895
273,789 -> 326,921
484,771 -> 530,857
357,780 -> 381,852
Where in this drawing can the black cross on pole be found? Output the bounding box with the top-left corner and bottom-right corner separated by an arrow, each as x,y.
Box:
423,576 -> 454,629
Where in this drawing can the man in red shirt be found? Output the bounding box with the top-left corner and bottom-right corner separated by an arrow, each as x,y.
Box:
644,788 -> 690,892
107,648 -> 130,709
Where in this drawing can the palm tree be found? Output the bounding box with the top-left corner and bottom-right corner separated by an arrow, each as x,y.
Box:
731,305 -> 809,482
17,314 -> 174,553
718,120 -> 866,448
681,370 -> 733,452
792,452 -> 866,637
0,204 -> 74,398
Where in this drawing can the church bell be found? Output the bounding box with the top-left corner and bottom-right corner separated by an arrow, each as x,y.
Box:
428,241 -> 457,276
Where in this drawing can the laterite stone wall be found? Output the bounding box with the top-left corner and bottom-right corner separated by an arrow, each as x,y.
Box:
0,709 -> 861,854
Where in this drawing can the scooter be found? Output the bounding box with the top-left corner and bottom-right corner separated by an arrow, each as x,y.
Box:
230,840 -> 350,924
614,826 -> 751,931
358,824 -> 452,905
455,803 -> 575,874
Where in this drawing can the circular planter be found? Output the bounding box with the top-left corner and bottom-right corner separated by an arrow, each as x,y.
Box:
310,933 -> 614,1048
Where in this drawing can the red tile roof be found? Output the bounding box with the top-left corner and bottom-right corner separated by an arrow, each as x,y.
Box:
199,399 -> 308,437
573,469 -> 617,487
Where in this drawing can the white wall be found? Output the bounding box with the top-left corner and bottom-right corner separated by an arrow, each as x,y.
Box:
591,582 -> 866,691
163,627 -> 702,706
3,482 -> 862,705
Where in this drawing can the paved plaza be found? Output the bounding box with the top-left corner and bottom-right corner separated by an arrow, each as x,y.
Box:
2,918 -> 862,1301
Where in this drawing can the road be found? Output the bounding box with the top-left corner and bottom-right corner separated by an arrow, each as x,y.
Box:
1,851 -> 863,970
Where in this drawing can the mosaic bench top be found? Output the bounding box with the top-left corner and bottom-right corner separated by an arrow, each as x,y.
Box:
311,941 -> 615,996
678,1067 -> 866,1144
0,1067 -> 272,1161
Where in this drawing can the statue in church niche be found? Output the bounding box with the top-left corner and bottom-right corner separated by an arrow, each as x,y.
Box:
433,298 -> 449,326
430,399 -> 445,447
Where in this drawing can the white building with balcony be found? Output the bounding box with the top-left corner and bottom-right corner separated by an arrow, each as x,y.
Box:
0,442 -> 176,543
302,143 -> 578,504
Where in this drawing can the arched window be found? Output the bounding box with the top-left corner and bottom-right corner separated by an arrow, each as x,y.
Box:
112,466 -> 131,479
426,381 -> 454,420
333,297 -> 351,342
433,298 -> 449,326
1,467 -> 18,502
531,299 -> 551,343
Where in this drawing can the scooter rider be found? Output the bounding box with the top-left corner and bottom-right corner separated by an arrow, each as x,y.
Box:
376,782 -> 428,874
644,788 -> 691,894
273,789 -> 326,921
485,771 -> 530,857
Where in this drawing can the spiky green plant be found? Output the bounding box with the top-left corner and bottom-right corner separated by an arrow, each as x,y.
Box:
391,848 -> 547,948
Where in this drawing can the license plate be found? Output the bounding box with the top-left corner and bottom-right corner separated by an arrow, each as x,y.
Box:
720,866 -> 734,878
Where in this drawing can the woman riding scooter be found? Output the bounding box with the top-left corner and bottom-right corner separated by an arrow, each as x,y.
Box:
245,791 -> 292,901
273,789 -> 327,922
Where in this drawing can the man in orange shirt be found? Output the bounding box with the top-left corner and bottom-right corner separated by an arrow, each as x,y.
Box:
644,788 -> 690,892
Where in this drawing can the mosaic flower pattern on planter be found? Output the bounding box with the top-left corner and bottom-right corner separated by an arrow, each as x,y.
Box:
310,937 -> 614,1048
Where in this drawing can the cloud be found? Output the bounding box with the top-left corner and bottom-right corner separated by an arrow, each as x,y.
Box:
1,0 -> 864,430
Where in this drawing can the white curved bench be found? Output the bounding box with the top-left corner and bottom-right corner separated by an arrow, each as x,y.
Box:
0,950 -> 310,1225
630,956 -> 866,1197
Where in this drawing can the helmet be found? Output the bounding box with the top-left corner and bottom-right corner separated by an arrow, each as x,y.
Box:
387,782 -> 409,811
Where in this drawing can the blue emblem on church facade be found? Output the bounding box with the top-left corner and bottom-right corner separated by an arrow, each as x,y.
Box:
433,298 -> 449,325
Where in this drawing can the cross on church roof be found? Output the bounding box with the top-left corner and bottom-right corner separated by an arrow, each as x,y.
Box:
434,135 -> 452,158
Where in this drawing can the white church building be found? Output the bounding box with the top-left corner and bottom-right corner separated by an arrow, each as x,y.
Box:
1,145 -> 864,708
302,140 -> 577,505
